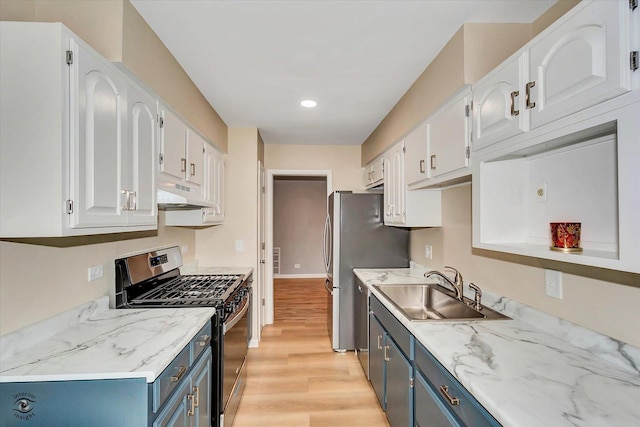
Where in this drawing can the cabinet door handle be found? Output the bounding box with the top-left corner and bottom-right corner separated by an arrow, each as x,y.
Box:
386,204 -> 394,216
419,159 -> 425,174
121,190 -> 130,211
377,334 -> 383,350
170,365 -> 187,382
384,345 -> 390,362
181,158 -> 187,172
187,393 -> 195,416
439,385 -> 460,406
525,81 -> 536,109
129,191 -> 136,211
430,155 -> 436,170
190,163 -> 196,176
193,386 -> 200,408
510,90 -> 520,116
198,334 -> 211,347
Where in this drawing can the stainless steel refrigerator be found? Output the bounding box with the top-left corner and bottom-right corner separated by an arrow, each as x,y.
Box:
323,191 -> 409,351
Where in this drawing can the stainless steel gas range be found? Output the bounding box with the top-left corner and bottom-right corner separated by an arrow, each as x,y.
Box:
115,246 -> 251,427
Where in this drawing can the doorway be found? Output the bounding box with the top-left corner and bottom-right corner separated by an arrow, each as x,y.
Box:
264,169 -> 332,325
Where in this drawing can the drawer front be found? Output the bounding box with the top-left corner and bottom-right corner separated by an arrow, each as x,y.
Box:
153,345 -> 191,412
415,341 -> 499,427
191,321 -> 212,363
371,295 -> 411,358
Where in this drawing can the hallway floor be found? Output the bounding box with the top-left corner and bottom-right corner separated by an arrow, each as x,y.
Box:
233,278 -> 389,427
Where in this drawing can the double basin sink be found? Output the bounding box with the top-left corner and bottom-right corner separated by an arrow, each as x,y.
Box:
373,284 -> 510,321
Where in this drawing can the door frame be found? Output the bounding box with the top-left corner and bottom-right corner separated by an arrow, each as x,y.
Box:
265,169 -> 332,324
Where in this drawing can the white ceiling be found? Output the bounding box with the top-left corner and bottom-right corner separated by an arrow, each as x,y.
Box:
131,0 -> 556,146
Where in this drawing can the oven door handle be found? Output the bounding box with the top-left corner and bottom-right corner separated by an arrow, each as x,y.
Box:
223,298 -> 250,334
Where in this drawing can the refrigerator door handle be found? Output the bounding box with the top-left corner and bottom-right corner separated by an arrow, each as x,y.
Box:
324,279 -> 333,295
323,213 -> 329,272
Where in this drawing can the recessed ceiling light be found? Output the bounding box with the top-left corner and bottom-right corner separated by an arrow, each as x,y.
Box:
300,100 -> 317,108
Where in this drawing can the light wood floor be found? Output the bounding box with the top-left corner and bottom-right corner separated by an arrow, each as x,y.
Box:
233,278 -> 390,427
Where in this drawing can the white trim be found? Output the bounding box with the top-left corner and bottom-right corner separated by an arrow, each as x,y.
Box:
273,273 -> 326,279
266,169 -> 332,325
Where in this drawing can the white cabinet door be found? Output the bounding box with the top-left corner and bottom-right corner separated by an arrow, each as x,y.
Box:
213,152 -> 225,221
404,123 -> 429,185
527,0 -> 631,129
160,108 -> 187,180
126,82 -> 157,226
428,91 -> 470,178
186,130 -> 205,186
370,156 -> 384,185
71,40 -> 126,229
204,143 -> 224,223
383,141 -> 405,225
472,53 -> 526,150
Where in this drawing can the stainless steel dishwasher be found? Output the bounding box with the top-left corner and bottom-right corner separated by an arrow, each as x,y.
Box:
354,277 -> 370,378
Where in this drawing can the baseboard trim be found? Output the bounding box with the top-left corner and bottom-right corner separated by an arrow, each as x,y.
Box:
273,273 -> 326,279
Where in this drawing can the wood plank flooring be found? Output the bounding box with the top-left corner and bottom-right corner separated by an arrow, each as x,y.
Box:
233,278 -> 390,427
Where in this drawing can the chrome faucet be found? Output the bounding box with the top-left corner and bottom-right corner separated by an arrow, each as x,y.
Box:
424,266 -> 464,301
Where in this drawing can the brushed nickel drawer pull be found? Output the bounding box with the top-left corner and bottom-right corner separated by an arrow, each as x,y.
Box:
377,334 -> 383,350
525,81 -> 536,109
187,393 -> 195,416
430,155 -> 436,170
510,90 -> 520,116
384,345 -> 390,362
419,159 -> 425,173
193,386 -> 200,408
440,385 -> 460,406
181,158 -> 187,172
198,334 -> 211,347
170,365 -> 187,382
190,163 -> 196,176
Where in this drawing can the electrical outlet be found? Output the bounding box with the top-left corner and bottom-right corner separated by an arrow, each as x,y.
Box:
545,269 -> 563,299
536,182 -> 548,203
424,245 -> 432,260
294,264 -> 301,269
88,265 -> 104,282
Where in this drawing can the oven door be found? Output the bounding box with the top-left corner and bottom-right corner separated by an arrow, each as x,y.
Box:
221,290 -> 251,426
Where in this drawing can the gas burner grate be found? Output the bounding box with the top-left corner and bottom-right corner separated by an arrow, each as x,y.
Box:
131,274 -> 244,306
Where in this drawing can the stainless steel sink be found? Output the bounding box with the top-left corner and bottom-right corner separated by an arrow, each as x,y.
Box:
373,284 -> 510,321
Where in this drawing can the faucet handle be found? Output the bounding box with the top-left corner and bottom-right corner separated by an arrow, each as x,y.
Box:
468,282 -> 482,311
444,265 -> 463,285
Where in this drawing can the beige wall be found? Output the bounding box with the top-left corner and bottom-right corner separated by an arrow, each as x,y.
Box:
0,0 -> 228,152
265,144 -> 363,192
532,0 -> 581,37
195,128 -> 259,267
0,214 -> 195,335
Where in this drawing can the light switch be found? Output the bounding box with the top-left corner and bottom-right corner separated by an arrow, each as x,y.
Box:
88,265 -> 104,282
235,240 -> 244,252
545,269 -> 563,299
424,245 -> 432,260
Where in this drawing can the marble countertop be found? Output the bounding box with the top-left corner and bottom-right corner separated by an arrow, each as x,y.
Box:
0,296 -> 215,384
354,267 -> 640,427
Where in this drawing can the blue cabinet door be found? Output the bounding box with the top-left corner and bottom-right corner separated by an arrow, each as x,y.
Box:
385,337 -> 412,427
191,348 -> 212,427
153,379 -> 190,427
369,314 -> 386,410
414,372 -> 462,427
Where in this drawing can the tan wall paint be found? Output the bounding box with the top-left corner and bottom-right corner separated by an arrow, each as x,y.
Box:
0,213 -> 195,335
121,1 -> 227,153
532,0 -> 581,37
0,0 -> 36,21
265,144 -> 363,192
195,128 -> 259,267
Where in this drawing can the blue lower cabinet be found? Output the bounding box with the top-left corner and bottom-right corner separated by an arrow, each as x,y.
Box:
385,337 -> 412,427
191,349 -> 212,427
0,377 -> 147,427
154,379 -> 192,427
369,315 -> 386,410
414,372 -> 462,427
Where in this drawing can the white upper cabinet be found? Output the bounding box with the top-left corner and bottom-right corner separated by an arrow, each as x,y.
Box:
383,141 -> 441,228
426,86 -> 472,181
0,22 -> 157,237
527,0 -> 632,129
159,107 -> 189,180
363,156 -> 384,189
473,55 -> 527,150
186,130 -> 205,186
404,123 -> 429,186
472,0 -> 635,151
